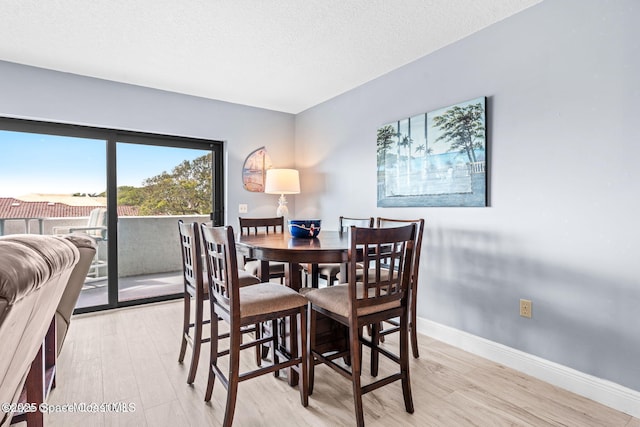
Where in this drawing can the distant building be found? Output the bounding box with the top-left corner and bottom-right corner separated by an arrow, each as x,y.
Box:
17,193 -> 107,207
0,197 -> 138,219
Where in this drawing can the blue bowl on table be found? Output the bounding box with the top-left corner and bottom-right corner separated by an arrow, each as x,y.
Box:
288,219 -> 321,238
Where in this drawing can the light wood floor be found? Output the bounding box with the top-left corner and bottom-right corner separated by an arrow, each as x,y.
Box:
38,300 -> 638,427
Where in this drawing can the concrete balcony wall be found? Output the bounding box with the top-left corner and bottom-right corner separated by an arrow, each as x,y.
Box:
1,215 -> 208,278
117,215 -> 209,277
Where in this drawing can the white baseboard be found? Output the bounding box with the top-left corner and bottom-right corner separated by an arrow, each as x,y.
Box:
417,317 -> 640,419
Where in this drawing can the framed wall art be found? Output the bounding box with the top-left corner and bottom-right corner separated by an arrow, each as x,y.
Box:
377,96 -> 487,207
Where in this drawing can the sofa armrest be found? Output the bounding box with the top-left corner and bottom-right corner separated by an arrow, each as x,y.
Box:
55,234 -> 97,354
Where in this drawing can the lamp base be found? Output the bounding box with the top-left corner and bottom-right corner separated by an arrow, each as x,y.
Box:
276,194 -> 289,218
276,205 -> 289,218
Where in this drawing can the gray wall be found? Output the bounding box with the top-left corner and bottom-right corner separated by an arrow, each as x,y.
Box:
294,0 -> 640,391
0,61 -> 296,222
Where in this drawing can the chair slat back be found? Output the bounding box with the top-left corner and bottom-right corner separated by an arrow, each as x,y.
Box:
239,217 -> 285,235
200,224 -> 240,316
377,217 -> 425,286
178,220 -> 205,299
339,216 -> 374,233
348,224 -> 415,311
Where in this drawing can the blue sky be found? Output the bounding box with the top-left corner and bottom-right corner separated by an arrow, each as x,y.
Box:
0,130 -> 205,197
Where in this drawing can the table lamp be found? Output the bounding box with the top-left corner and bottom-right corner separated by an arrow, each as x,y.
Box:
264,168 -> 300,218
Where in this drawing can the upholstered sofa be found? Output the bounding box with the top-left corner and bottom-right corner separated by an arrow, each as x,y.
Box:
0,233 -> 96,427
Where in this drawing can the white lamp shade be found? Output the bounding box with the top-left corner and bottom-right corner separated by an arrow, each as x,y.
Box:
264,169 -> 300,194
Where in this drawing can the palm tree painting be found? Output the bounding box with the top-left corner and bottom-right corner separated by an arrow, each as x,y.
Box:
377,97 -> 486,207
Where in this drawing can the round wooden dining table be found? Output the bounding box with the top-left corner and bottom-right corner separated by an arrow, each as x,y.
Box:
235,230 -> 351,291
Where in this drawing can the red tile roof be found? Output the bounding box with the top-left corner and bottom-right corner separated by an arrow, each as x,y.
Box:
0,198 -> 138,218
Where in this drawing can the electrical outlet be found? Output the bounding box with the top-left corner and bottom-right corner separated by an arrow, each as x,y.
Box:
239,204 -> 248,214
520,299 -> 532,318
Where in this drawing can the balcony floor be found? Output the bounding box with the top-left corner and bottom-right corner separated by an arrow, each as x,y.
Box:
75,270 -> 324,310
77,271 -> 183,309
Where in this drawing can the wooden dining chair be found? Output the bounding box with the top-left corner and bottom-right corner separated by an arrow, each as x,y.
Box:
304,216 -> 374,288
238,216 -> 286,283
200,224 -> 308,427
374,217 -> 425,361
177,221 -> 261,384
303,224 -> 416,427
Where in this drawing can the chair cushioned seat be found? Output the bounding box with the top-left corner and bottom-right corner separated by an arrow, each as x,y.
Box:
244,260 -> 286,276
238,270 -> 261,287
362,268 -> 393,281
301,284 -> 399,319
217,283 -> 308,319
316,263 -> 340,277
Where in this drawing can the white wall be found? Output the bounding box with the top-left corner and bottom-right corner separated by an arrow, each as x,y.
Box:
0,61 -> 297,222
294,0 -> 640,392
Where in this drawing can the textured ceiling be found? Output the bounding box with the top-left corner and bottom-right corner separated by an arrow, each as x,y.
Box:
0,0 -> 541,113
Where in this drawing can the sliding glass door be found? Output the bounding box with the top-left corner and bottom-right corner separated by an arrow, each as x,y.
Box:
0,117 -> 223,313
0,129 -> 110,308
115,142 -> 214,303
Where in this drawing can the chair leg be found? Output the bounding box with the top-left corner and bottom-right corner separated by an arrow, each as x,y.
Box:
400,312 -> 414,414
187,295 -> 203,384
370,322 -> 380,377
258,320 -> 270,360
178,293 -> 190,363
298,309 -> 309,407
261,340 -> 270,359
311,264 -> 319,288
272,319 -> 280,377
328,273 -> 338,286
365,324 -> 373,338
204,310 -> 219,402
223,329 -> 242,427
308,306 -> 316,395
288,310 -> 300,387
255,322 -> 262,367
349,324 -> 365,427
410,292 -> 419,358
